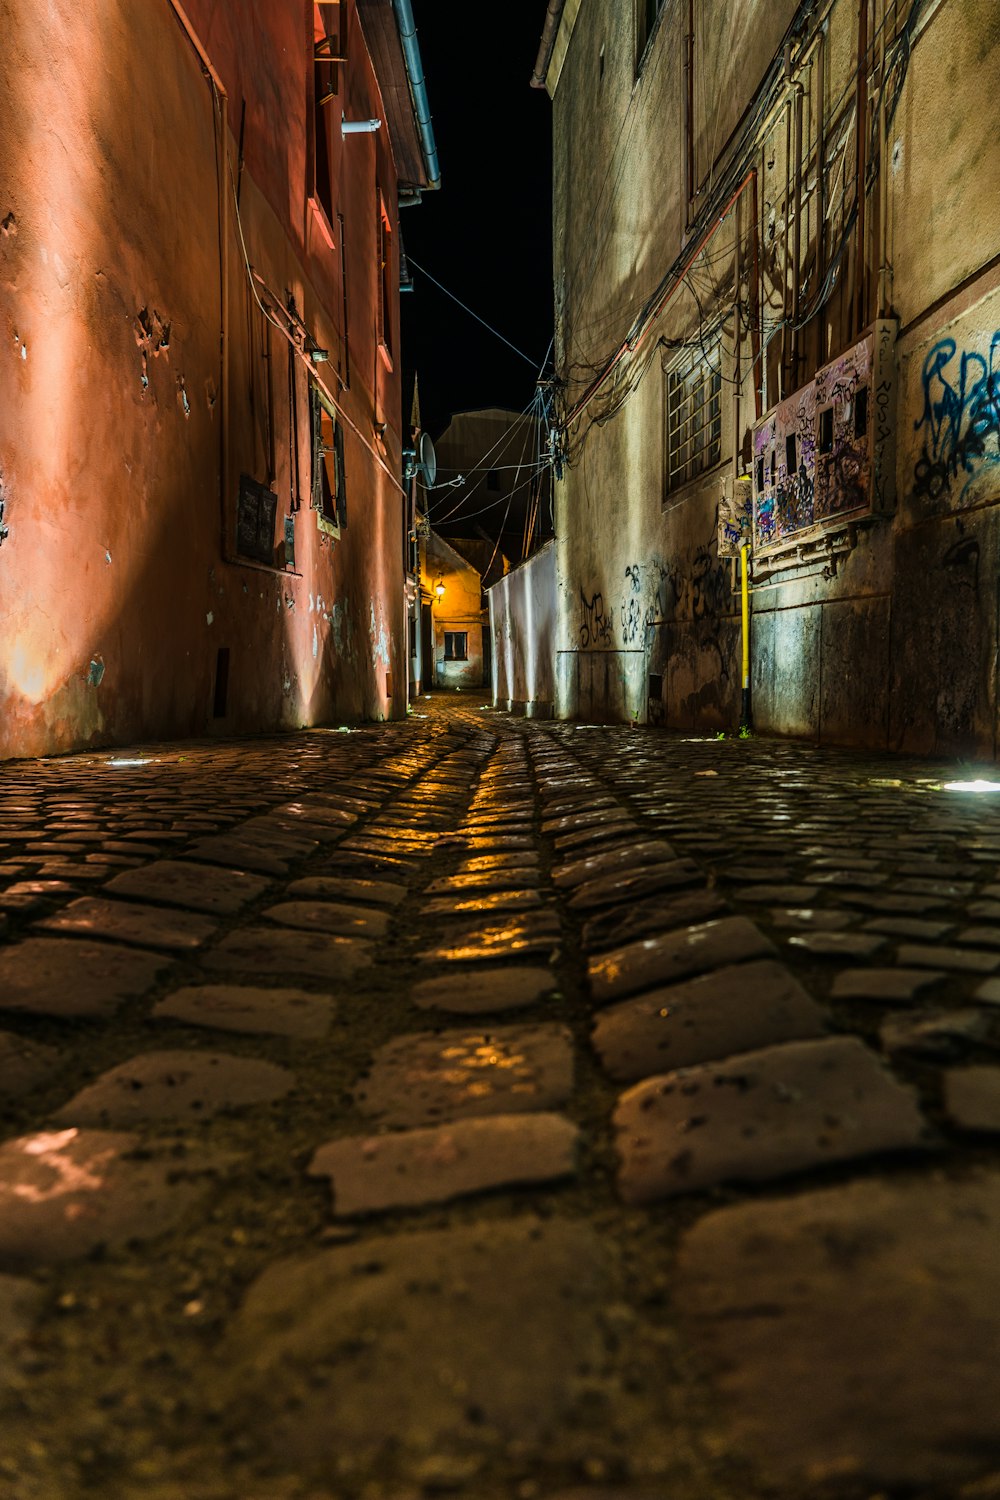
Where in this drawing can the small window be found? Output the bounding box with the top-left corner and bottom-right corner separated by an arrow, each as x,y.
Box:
213,647 -> 230,718
785,433 -> 797,473
310,4 -> 342,238
854,387 -> 869,439
818,406 -> 834,454
636,0 -> 665,70
236,473 -> 278,564
487,468 -> 501,492
310,386 -> 346,534
444,632 -> 468,661
377,191 -> 393,358
664,346 -> 723,496
756,456 -> 766,493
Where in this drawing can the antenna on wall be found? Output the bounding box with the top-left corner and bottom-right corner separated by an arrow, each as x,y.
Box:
418,431 -> 437,489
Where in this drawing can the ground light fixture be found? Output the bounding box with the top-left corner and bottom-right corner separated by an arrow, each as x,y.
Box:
943,779 -> 1000,793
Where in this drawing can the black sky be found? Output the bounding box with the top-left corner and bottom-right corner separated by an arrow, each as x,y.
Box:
400,1 -> 553,441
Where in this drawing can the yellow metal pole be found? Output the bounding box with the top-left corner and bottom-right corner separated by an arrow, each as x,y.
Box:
740,542 -> 752,731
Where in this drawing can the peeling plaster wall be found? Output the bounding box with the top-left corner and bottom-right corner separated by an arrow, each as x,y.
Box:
488,542 -> 556,716
0,0 -> 406,759
550,0 -> 1000,756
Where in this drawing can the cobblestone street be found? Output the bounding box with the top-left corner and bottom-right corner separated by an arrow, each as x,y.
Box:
2,693 -> 1000,1500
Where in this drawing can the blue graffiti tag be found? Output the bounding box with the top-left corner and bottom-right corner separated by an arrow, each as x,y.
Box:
913,331 -> 1000,504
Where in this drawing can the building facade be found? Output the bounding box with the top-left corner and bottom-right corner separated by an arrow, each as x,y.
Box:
535,0 -> 1000,755
419,529 -> 502,690
0,0 -> 436,760
433,408 -> 552,566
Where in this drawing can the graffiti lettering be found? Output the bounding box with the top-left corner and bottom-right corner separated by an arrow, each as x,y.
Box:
579,588 -> 613,649
913,332 -> 1000,505
620,563 -> 643,644
942,534 -> 980,595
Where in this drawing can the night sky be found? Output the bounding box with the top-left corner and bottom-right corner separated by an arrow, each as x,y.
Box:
399,1 -> 553,441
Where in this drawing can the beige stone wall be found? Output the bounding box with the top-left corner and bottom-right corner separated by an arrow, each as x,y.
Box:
548,0 -> 1000,755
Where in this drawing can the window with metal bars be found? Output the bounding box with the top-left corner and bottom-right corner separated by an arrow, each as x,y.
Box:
664,349 -> 722,496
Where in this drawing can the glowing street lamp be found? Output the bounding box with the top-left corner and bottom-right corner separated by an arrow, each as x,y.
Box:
434,578 -> 445,602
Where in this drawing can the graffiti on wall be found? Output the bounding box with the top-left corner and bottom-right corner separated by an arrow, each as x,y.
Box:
579,587 -> 614,648
718,477 -> 753,557
913,331 -> 1000,507
621,564 -> 643,644
753,332 -> 879,554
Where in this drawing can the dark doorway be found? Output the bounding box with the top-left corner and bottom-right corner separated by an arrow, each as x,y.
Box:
482,624 -> 492,694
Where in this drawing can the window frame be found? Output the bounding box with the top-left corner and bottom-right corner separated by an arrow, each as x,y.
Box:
444,631 -> 468,662
663,342 -> 724,500
310,385 -> 346,539
635,0 -> 665,75
308,3 -> 342,251
376,188 -> 393,366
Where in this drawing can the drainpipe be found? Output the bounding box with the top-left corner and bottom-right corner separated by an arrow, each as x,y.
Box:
531,0 -> 566,89
854,0 -> 869,335
740,543 -> 752,731
684,0 -> 695,218
390,0 -> 440,191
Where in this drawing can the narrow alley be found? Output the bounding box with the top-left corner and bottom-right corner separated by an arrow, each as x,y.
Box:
1,696 -> 998,1500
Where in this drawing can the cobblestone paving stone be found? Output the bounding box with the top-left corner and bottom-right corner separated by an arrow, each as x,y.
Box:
2,701 -> 1000,1498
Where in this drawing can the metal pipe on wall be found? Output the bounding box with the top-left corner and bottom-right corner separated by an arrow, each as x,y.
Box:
391,0 -> 440,188
854,0 -> 870,335
685,0 -> 696,216
877,0 -> 892,318
816,26 -> 826,359
750,166 -> 763,422
791,65 -> 805,387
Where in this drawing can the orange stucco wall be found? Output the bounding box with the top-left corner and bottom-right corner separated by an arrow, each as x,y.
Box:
0,0 -> 407,758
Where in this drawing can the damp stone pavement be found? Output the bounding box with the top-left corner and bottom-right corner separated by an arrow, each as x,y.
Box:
2,694 -> 1000,1500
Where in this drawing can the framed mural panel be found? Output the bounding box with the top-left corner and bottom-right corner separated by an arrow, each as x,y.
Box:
752,322 -> 896,559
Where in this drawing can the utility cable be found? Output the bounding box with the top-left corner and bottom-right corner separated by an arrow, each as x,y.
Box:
407,255 -> 542,369
217,85 -> 405,498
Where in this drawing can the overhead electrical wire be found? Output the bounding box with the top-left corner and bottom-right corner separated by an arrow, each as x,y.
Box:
421,394 -> 541,520
407,255 -> 543,369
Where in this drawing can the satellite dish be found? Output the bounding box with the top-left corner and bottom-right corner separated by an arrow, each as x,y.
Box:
418,432 -> 437,488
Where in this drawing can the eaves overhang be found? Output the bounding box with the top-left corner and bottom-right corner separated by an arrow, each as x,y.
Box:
356,0 -> 439,194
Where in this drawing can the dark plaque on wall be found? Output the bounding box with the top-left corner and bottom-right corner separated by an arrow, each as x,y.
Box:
236,474 -> 278,565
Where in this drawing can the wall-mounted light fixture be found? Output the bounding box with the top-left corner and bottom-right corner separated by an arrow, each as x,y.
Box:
434,578 -> 445,601
343,116 -> 382,136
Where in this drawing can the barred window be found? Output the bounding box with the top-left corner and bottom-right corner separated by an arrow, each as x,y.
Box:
665,350 -> 722,495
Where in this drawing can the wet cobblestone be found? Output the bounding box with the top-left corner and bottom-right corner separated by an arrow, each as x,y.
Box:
0,699 -> 999,1498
